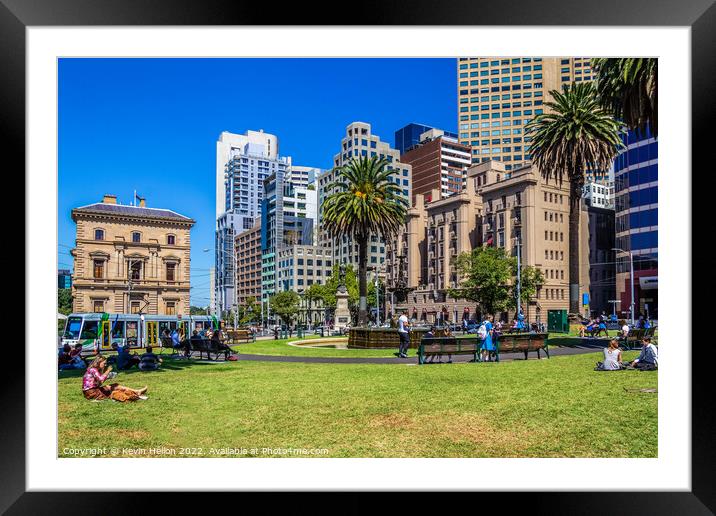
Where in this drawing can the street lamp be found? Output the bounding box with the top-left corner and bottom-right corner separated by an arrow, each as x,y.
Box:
612,247 -> 635,327
204,247 -> 238,329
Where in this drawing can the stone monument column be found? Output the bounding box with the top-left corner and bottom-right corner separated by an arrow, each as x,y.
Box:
334,264 -> 351,332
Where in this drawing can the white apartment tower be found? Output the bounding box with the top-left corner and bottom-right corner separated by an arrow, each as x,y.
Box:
215,129 -> 291,317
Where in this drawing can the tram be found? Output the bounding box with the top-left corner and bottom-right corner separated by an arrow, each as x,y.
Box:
60,313 -> 219,354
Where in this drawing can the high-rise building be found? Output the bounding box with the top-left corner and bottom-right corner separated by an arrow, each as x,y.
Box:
317,121 -> 412,270
70,194 -> 195,315
58,269 -> 72,289
261,169 -> 318,304
276,244 -> 333,293
394,122 -> 458,155
587,205 -> 616,316
583,181 -> 615,210
215,130 -> 291,316
456,57 -> 594,170
614,128 -> 658,319
286,166 -> 320,188
399,127 -> 472,203
235,220 -> 262,307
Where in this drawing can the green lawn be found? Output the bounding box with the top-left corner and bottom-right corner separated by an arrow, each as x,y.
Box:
58,350 -> 657,458
234,336 -> 398,357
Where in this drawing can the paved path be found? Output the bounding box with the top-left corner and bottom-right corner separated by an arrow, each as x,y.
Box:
234,341 -> 606,365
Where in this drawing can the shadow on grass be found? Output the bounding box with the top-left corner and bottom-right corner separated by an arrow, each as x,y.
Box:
58,354 -> 237,381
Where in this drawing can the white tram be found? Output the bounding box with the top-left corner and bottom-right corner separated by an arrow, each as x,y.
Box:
60,313 -> 218,354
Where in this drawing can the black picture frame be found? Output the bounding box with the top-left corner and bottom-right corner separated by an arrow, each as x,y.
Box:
4,0 -> 714,513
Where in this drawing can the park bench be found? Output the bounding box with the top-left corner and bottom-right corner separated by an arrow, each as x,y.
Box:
620,327 -> 656,351
494,332 -> 550,361
226,329 -> 255,344
188,337 -> 228,360
418,337 -> 479,365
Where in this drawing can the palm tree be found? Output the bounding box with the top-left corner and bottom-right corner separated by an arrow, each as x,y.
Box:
321,156 -> 408,325
525,81 -> 623,315
592,58 -> 657,137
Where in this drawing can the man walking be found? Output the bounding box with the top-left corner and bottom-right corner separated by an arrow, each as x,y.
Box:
396,309 -> 411,358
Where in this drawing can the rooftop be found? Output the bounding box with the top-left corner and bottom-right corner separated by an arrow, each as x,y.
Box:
72,202 -> 194,223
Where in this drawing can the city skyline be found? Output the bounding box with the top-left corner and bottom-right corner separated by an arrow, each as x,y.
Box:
58,58 -> 458,306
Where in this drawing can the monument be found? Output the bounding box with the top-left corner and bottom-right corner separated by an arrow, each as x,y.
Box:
334,264 -> 351,332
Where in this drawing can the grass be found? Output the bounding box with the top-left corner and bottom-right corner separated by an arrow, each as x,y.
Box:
235,336 -> 398,358
58,349 -> 657,458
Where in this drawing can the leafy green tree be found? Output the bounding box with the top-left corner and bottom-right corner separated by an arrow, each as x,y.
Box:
58,288 -> 73,315
321,156 -> 408,325
525,82 -> 622,314
238,297 -> 261,324
269,291 -> 300,326
507,264 -> 544,311
448,247 -> 514,317
189,305 -> 208,315
592,58 -> 657,137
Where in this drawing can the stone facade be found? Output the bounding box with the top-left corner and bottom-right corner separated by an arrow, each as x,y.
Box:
71,194 -> 195,315
384,160 -> 591,325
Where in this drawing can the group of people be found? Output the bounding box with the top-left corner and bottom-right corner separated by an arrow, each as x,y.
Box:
395,309 -> 499,363
595,337 -> 658,371
58,343 -> 86,370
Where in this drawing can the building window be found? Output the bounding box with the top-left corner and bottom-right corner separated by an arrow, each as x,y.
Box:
130,301 -> 141,314
94,229 -> 104,241
166,263 -> 176,281
132,232 -> 141,243
93,259 -> 105,279
167,235 -> 176,245
165,301 -> 176,315
93,300 -> 104,313
129,261 -> 142,280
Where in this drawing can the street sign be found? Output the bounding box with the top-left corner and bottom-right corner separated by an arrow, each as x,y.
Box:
582,293 -> 589,306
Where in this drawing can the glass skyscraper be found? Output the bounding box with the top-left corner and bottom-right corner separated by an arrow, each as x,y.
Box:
613,127 -> 658,319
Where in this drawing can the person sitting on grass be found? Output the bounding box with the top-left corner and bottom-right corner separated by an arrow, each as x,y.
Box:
82,355 -> 147,402
596,319 -> 609,338
595,339 -> 625,371
627,337 -> 658,371
116,342 -> 140,370
138,346 -> 162,371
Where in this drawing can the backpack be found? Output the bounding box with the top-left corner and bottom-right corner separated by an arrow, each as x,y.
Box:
477,325 -> 487,340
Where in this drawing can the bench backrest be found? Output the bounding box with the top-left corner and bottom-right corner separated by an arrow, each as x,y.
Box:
420,337 -> 479,353
496,333 -> 547,352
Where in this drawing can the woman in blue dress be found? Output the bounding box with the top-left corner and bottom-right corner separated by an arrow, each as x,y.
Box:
482,317 -> 495,361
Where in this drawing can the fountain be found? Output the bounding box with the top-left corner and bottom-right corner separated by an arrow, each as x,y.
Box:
348,254 -> 426,349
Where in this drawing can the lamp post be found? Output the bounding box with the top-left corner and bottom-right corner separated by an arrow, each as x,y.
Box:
515,234 -> 522,321
374,267 -> 381,326
612,247 -> 635,327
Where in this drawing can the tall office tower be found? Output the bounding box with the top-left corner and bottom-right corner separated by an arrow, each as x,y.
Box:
215,130 -> 291,317
394,122 -> 458,155
317,121 -> 412,271
261,168 -> 318,306
456,57 -> 594,171
398,126 -> 472,203
613,128 -> 658,320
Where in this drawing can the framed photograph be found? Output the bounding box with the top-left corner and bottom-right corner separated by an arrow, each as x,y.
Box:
6,0 -> 714,512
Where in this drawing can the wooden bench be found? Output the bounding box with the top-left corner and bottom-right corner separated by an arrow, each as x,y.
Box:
619,327 -> 656,350
494,332 -> 550,361
418,337 -> 479,365
226,329 -> 255,344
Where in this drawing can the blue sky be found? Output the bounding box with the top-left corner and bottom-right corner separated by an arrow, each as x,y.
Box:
58,58 -> 457,306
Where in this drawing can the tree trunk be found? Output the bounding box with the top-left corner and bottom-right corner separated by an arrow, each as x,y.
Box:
568,189 -> 581,315
358,233 -> 368,325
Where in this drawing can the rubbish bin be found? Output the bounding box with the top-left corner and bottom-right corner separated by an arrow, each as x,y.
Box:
297,327 -> 304,339
547,309 -> 569,333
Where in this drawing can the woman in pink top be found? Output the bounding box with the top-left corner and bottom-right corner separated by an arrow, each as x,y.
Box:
82,355 -> 147,401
